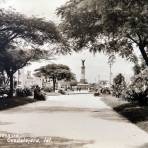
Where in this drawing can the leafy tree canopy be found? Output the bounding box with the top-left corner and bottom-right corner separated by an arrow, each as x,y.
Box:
0,9 -> 64,50
57,0 -> 148,65
0,9 -> 68,96
35,64 -> 76,91
0,48 -> 53,97
35,64 -> 75,81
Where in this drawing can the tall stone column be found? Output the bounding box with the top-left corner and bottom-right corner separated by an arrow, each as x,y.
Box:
80,60 -> 86,83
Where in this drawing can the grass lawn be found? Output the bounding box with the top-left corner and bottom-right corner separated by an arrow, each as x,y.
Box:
0,96 -> 35,111
101,95 -> 148,133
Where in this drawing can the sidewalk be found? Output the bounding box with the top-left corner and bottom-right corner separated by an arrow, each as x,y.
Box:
0,94 -> 148,148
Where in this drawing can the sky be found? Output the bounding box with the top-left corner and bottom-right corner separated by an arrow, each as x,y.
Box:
1,0 -> 134,83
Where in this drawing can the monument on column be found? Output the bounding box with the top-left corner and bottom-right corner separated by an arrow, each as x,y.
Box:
78,59 -> 89,90
80,60 -> 86,83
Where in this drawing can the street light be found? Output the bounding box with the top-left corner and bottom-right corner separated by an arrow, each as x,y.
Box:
108,55 -> 116,87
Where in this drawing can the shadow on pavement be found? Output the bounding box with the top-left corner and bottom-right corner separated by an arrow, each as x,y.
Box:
3,105 -> 128,123
92,109 -> 128,122
114,104 -> 148,123
137,143 -> 148,148
3,106 -> 98,113
0,122 -> 12,125
0,97 -> 35,111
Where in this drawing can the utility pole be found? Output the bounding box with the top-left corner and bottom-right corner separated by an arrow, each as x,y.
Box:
98,74 -> 100,83
108,55 -> 115,88
109,63 -> 112,86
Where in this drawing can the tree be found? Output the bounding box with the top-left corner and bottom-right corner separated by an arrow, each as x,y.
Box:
133,57 -> 147,75
0,48 -> 53,97
133,64 -> 142,75
0,65 -> 4,87
0,9 -> 66,97
35,64 -> 76,92
0,9 -> 63,51
112,73 -> 126,98
57,0 -> 148,65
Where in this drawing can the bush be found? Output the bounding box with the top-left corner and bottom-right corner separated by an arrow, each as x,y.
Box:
34,86 -> 46,101
124,88 -> 148,105
94,92 -> 100,96
0,87 -> 9,96
100,87 -> 111,95
16,88 -> 32,97
112,73 -> 126,98
123,69 -> 148,105
35,93 -> 46,101
58,89 -> 66,95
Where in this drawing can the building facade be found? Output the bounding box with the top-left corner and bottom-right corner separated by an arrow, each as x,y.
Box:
15,69 -> 43,88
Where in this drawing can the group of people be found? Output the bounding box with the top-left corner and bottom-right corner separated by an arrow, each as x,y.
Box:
77,88 -> 82,91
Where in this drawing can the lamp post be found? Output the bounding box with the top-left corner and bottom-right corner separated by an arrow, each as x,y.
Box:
108,55 -> 115,87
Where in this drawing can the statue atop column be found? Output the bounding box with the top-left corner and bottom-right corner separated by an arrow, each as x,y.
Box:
82,60 -> 85,67
80,59 -> 86,83
78,59 -> 89,90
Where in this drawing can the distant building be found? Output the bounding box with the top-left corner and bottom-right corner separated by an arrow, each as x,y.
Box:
42,76 -> 53,88
58,80 -> 71,90
15,69 -> 43,88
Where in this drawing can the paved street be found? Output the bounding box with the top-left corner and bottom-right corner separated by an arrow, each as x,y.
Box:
0,94 -> 148,148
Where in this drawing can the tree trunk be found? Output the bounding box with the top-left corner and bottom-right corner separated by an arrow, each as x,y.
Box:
139,45 -> 148,66
52,77 -> 56,92
9,73 -> 14,97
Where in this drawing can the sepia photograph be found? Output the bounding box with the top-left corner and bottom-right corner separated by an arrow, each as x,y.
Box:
0,0 -> 148,148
